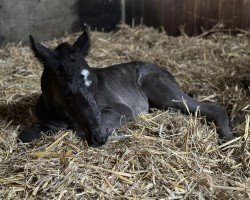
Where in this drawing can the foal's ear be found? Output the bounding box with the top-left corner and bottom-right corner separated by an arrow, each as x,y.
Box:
73,24 -> 90,57
29,35 -> 54,64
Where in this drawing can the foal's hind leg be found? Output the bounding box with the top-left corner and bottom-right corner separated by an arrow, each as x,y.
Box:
139,68 -> 234,141
18,94 -> 71,143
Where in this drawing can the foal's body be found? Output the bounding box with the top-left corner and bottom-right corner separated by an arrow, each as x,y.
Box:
19,28 -> 234,146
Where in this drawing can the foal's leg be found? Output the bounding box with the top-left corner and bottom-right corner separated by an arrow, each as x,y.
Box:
100,103 -> 134,142
139,67 -> 234,141
18,94 -> 71,143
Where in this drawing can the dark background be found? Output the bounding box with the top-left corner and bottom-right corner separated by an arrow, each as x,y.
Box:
0,0 -> 249,46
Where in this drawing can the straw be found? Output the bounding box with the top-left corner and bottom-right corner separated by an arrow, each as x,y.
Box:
0,24 -> 249,199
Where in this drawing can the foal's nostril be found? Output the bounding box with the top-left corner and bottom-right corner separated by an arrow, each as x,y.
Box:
94,135 -> 106,145
87,133 -> 107,147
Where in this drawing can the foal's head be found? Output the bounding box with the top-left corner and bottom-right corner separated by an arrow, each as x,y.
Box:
30,28 -> 108,146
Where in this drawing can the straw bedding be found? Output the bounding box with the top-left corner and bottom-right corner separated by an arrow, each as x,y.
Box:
0,25 -> 249,199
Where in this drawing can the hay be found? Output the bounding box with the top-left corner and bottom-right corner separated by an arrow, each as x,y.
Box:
0,24 -> 249,199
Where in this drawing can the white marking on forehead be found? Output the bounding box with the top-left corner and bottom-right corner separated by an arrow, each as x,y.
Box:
81,69 -> 89,77
81,69 -> 92,87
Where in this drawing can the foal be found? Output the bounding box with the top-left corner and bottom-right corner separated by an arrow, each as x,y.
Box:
19,28 -> 234,146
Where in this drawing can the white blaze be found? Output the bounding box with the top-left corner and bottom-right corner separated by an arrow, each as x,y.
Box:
81,69 -> 92,87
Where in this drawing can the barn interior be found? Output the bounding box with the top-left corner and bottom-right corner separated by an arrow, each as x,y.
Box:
0,0 -> 249,199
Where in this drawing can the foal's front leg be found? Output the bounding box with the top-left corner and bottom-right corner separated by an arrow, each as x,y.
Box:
139,66 -> 234,141
100,103 -> 134,142
18,94 -> 72,143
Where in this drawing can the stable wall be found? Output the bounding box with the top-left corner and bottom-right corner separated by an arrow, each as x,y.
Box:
0,0 -> 249,46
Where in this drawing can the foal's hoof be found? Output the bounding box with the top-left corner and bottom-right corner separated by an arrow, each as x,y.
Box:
219,133 -> 236,144
18,126 -> 43,143
223,134 -> 235,142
